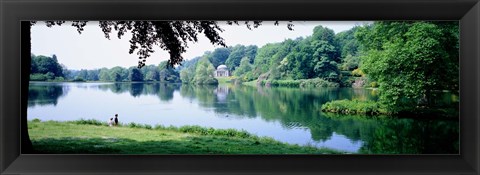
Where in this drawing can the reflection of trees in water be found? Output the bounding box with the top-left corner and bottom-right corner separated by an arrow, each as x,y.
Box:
179,84 -> 196,101
302,113 -> 458,154
179,84 -> 459,154
130,83 -> 144,97
90,83 -> 180,101
28,83 -> 69,107
96,83 -> 130,94
194,85 -> 219,109
178,84 -> 256,118
156,83 -> 180,101
355,117 -> 459,154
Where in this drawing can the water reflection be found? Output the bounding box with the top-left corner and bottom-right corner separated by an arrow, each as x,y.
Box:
28,83 -> 69,107
94,82 -> 181,101
27,82 -> 459,154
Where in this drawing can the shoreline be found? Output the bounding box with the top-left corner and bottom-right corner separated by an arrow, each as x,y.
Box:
28,119 -> 342,154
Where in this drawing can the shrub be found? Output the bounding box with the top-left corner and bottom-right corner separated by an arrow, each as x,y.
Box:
72,77 -> 86,82
274,80 -> 303,87
258,78 -> 339,88
128,122 -> 138,128
340,76 -> 356,87
45,72 -> 55,80
352,68 -> 365,77
243,72 -> 256,82
32,118 -> 41,122
340,71 -> 352,76
30,74 -> 47,81
144,124 -> 152,130
154,124 -> 166,130
198,78 -> 218,85
321,99 -> 390,115
51,77 -> 65,82
299,78 -> 339,88
73,119 -> 105,126
178,125 -> 252,138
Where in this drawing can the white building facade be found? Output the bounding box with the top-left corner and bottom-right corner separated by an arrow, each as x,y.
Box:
214,65 -> 230,77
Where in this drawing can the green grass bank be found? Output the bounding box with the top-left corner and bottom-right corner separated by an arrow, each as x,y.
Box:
321,99 -> 458,118
28,119 -> 340,154
321,99 -> 390,115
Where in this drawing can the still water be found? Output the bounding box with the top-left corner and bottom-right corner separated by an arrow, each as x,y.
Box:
27,82 -> 459,154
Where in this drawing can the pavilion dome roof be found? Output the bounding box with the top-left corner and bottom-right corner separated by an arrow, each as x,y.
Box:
217,65 -> 228,70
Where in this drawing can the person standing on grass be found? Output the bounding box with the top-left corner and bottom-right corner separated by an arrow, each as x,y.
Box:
114,114 -> 119,126
108,118 -> 114,127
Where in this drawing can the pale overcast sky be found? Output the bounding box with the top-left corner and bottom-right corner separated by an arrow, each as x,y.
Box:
31,21 -> 370,70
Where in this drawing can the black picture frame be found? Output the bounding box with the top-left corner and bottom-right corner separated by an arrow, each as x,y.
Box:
1,0 -> 479,174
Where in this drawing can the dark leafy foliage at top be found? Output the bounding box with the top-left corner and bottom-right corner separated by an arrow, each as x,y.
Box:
32,21 -> 292,68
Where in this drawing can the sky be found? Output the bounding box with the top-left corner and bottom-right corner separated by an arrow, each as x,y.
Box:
31,21 -> 370,70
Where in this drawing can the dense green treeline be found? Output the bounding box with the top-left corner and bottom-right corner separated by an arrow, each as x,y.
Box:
30,54 -> 66,81
179,56 -> 217,85
30,55 -> 180,83
178,25 -> 363,87
178,45 -> 258,85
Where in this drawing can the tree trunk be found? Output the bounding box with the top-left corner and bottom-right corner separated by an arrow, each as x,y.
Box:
21,21 -> 33,153
426,89 -> 432,107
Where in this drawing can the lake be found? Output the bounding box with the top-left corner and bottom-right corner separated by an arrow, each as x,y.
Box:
27,82 -> 459,154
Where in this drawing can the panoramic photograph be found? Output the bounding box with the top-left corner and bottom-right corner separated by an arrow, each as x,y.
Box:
27,21 -> 459,154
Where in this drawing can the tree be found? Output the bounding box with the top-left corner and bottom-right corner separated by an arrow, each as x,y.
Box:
30,54 -> 38,73
233,57 -> 253,77
178,56 -> 201,71
158,61 -> 181,83
309,26 -> 341,80
76,69 -> 88,80
335,26 -> 360,58
252,43 -> 283,78
273,26 -> 340,81
110,66 -> 127,81
145,70 -> 160,81
180,69 -> 193,83
208,47 -> 231,68
31,55 -> 64,78
60,64 -> 71,79
340,54 -> 360,71
356,21 -> 459,110
87,69 -> 100,81
225,45 -> 246,71
98,68 -> 111,81
193,57 -> 218,85
141,65 -> 160,81
244,45 -> 258,64
129,68 -> 144,81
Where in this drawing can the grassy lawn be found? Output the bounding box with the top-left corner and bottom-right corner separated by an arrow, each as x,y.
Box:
28,120 -> 340,154
215,77 -> 235,84
241,80 -> 257,87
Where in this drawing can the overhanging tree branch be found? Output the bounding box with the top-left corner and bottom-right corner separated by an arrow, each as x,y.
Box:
34,21 -> 294,68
